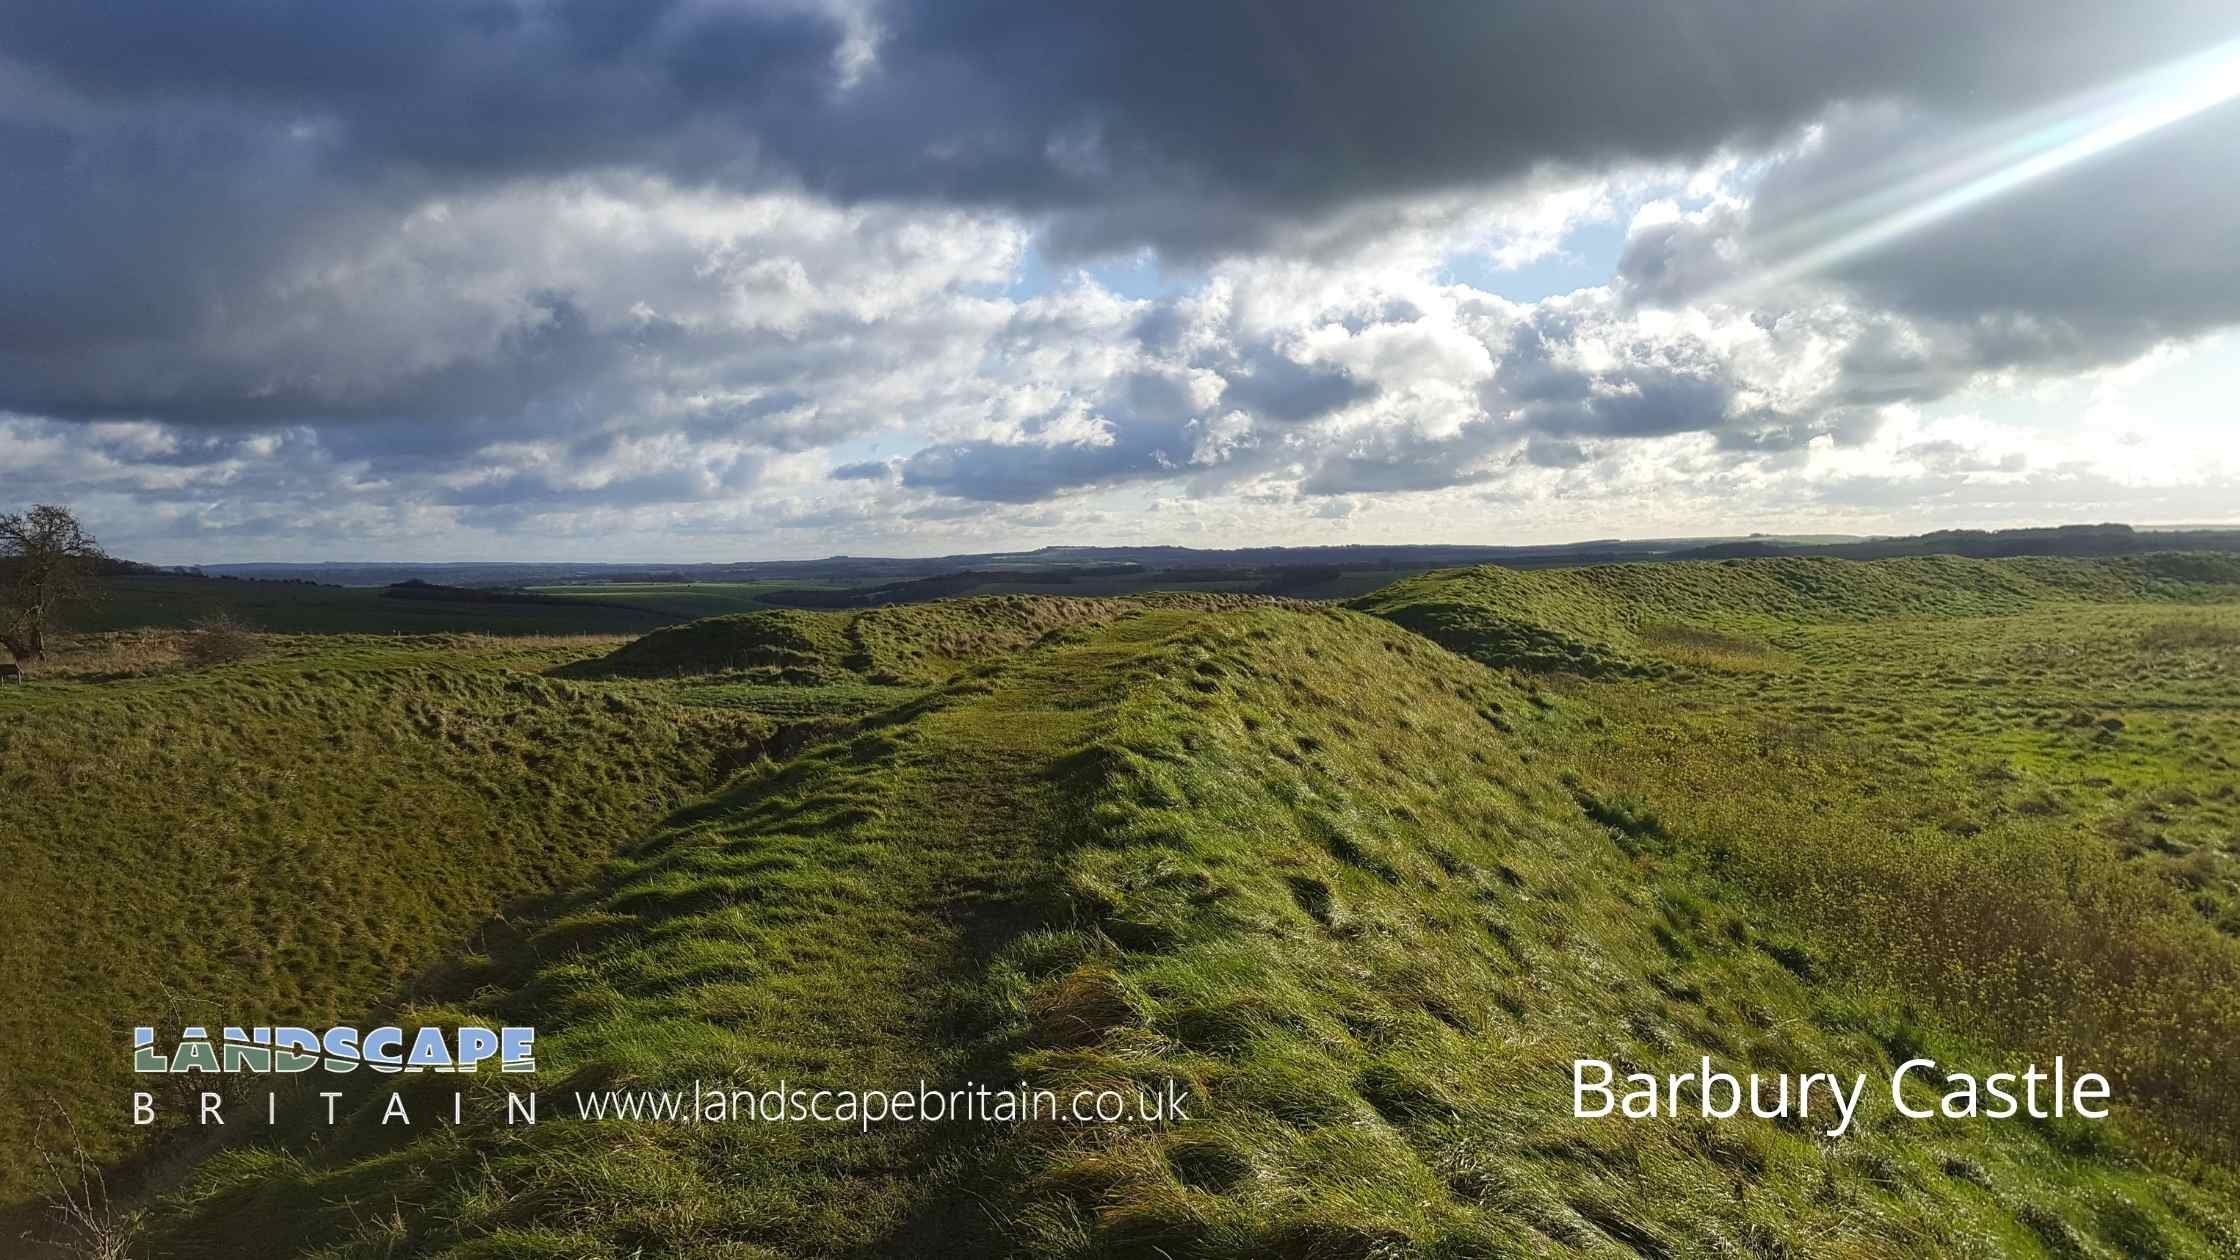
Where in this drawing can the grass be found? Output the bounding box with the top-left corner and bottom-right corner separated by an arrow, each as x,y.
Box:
64,575 -> 673,638
574,593 -> 1288,685
61,569 -> 1393,651
0,634 -> 768,1205
981,608 -> 2237,1257
519,581 -> 859,620
133,612 -> 1192,1257
1362,559 -> 2240,1153
11,553 -> 2240,1256
1351,552 -> 2240,676
2139,616 -> 2240,651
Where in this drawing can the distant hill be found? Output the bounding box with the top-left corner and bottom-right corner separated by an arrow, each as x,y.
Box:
1674,522 -> 2240,562
69,525 -> 2240,640
379,577 -> 651,612
184,522 -> 2237,591
755,563 -> 1150,608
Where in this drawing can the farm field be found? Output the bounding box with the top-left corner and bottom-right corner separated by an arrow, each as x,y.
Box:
4,554 -> 2237,1258
518,581 -> 856,620
67,576 -> 674,637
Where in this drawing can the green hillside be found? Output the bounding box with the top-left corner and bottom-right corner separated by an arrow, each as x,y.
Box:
11,555 -> 2240,1257
575,593 -> 1286,684
1356,555 -> 2240,940
1349,552 -> 2240,675
127,581 -> 2240,1258
0,637 -> 768,1206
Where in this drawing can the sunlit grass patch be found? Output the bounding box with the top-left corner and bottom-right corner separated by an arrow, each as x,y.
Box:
1636,620 -> 1787,672
25,555 -> 2240,1257
2138,614 -> 2240,650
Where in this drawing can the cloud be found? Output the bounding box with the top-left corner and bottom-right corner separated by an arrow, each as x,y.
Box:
900,368 -> 1214,502
4,1 -> 2240,558
1619,97 -> 2240,379
1216,344 -> 1373,425
7,2 -> 2235,278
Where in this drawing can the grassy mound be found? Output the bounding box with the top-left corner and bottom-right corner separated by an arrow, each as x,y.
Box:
995,610 -> 2236,1256
132,608 -> 2236,1258
576,607 -> 861,680
1350,552 -> 2240,675
0,636 -> 766,1207
576,593 -> 1285,684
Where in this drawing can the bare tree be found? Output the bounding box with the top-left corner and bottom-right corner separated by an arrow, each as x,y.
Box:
1,504 -> 106,665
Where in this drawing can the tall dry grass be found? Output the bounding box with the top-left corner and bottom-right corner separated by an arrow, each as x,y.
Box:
1567,722 -> 2240,1156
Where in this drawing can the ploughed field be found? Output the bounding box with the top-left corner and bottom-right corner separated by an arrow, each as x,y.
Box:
3,555 -> 2237,1258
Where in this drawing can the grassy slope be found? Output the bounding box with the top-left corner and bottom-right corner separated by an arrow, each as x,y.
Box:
140,612 -> 1192,1257
576,593 -> 1287,684
1358,556 -> 2240,1155
1349,553 -> 2240,676
0,637 -> 768,1205
1602,601 -> 2240,932
1536,603 -> 2240,1147
136,601 -> 2238,1258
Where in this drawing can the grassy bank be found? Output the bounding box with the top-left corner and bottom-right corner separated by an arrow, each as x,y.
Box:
1361,557 -> 2240,1158
0,636 -> 767,1205
126,595 -> 2238,1257
1350,552 -> 2240,675
574,593 -> 1287,684
10,555 -> 2238,1256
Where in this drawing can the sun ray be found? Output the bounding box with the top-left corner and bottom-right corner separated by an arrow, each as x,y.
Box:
1722,38 -> 2240,298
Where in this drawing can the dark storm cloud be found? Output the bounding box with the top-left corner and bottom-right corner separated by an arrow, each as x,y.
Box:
1819,313 -> 2120,409
1287,360 -> 1755,500
5,0 -> 2234,412
0,107 -> 408,408
1515,368 -> 1737,442
0,0 -> 838,180
1782,107 -> 2240,371
900,441 -> 1126,503
856,1 -> 2238,258
8,0 -> 2236,271
438,458 -> 760,511
1618,98 -> 2240,380
6,0 -> 2240,537
1612,206 -> 1749,311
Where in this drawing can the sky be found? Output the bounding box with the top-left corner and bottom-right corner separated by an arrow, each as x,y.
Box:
3,2 -> 2238,563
